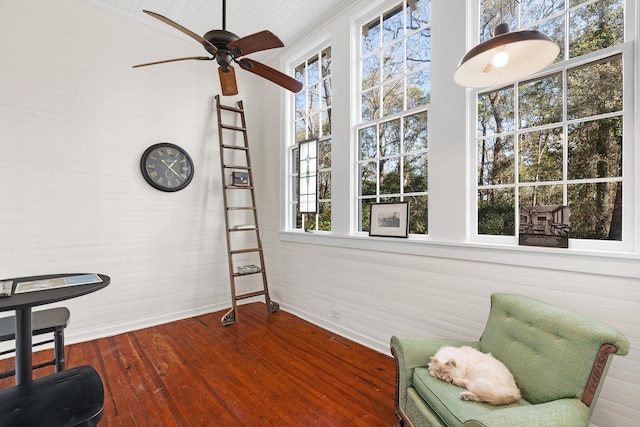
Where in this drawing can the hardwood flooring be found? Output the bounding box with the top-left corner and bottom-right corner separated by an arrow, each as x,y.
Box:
0,303 -> 397,426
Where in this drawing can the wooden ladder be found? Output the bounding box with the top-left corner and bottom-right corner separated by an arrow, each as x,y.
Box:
215,95 -> 279,326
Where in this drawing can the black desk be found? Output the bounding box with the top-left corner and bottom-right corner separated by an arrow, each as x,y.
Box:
0,273 -> 110,385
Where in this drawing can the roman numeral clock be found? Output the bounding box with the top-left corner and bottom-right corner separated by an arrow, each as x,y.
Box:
140,143 -> 194,192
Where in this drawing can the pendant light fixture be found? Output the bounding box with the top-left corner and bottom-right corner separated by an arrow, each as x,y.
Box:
454,0 -> 559,88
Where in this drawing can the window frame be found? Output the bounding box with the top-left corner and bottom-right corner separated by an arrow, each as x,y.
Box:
276,0 -> 640,264
354,0 -> 432,237
278,0 -> 639,270
286,44 -> 333,233
467,0 -> 637,253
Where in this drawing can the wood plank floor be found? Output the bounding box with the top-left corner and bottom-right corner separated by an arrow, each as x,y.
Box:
0,303 -> 397,426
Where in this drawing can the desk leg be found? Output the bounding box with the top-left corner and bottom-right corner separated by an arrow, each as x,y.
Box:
14,307 -> 32,385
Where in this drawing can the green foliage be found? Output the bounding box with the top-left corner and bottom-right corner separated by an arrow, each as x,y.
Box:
569,0 -> 624,58
318,202 -> 332,232
360,199 -> 373,232
478,199 -> 515,236
408,195 -> 428,234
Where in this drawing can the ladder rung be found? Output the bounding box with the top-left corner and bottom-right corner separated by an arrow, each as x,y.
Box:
225,185 -> 254,190
219,104 -> 244,113
233,269 -> 264,277
229,227 -> 258,232
230,248 -> 262,255
235,290 -> 267,300
223,165 -> 250,170
221,124 -> 246,132
227,207 -> 256,211
221,144 -> 249,151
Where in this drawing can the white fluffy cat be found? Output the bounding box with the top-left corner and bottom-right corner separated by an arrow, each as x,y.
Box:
428,346 -> 521,405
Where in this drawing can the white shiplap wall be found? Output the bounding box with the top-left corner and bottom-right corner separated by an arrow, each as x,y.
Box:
258,1 -> 640,427
0,0 -> 262,338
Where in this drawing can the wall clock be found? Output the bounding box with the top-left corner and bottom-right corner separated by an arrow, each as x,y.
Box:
140,143 -> 194,192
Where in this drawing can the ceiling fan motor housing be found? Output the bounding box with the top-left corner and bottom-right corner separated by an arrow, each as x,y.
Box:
203,30 -> 238,51
204,29 -> 240,71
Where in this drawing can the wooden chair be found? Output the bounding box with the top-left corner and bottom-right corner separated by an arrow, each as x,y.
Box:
0,307 -> 70,379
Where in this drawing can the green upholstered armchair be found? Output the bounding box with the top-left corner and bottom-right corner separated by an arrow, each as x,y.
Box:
391,293 -> 630,427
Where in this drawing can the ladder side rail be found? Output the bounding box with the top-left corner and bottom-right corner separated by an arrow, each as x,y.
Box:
216,95 -> 239,323
237,101 -> 273,309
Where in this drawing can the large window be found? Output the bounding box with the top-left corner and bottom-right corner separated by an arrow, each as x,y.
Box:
475,0 -> 629,245
357,0 -> 431,235
289,47 -> 332,231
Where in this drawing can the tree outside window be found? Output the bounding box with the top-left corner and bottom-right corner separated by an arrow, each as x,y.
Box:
476,0 -> 625,241
357,0 -> 431,235
290,47 -> 332,231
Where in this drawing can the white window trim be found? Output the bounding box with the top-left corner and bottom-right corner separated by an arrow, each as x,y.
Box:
466,2 -> 637,254
276,0 -> 640,280
353,0 -> 431,237
281,37 -> 333,234
288,47 -> 333,232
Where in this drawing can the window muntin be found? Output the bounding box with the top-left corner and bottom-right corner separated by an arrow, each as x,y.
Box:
475,0 -> 627,243
290,47 -> 332,231
357,0 -> 431,236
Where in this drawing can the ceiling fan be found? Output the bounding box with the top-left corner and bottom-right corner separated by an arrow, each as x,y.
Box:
133,1 -> 303,96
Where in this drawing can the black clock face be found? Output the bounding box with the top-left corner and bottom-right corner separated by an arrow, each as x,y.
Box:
140,143 -> 194,192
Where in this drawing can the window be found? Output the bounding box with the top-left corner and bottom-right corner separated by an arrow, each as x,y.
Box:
357,0 -> 431,235
475,0 -> 630,246
289,47 -> 332,231
298,137 -> 319,214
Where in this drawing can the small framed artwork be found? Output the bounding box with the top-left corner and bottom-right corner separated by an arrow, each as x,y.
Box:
369,202 -> 409,238
231,171 -> 249,186
518,204 -> 570,248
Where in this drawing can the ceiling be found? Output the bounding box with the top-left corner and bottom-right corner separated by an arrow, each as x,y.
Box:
95,0 -> 348,61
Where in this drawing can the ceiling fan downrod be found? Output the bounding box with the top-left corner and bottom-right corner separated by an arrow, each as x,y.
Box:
222,0 -> 226,31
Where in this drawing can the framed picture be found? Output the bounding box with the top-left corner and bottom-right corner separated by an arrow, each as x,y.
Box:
369,202 -> 409,238
518,205 -> 570,248
231,171 -> 249,186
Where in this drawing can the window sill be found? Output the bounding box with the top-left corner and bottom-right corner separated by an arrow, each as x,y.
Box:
279,231 -> 640,279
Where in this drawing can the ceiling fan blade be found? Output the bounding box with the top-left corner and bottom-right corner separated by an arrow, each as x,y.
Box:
133,56 -> 212,68
143,10 -> 218,53
227,30 -> 284,56
239,59 -> 303,93
218,66 -> 239,96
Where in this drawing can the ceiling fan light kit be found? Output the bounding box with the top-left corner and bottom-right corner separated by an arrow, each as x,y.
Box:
133,2 -> 302,96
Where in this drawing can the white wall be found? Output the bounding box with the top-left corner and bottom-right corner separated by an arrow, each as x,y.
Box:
261,1 -> 640,427
0,0 -> 264,337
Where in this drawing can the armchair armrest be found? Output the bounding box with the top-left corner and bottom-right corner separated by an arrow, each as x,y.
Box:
463,398 -> 591,427
390,336 -> 477,411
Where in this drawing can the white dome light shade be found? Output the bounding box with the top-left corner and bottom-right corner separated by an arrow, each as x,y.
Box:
454,25 -> 560,88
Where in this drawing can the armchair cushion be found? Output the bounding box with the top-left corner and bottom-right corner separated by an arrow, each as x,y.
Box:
411,366 -> 530,425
